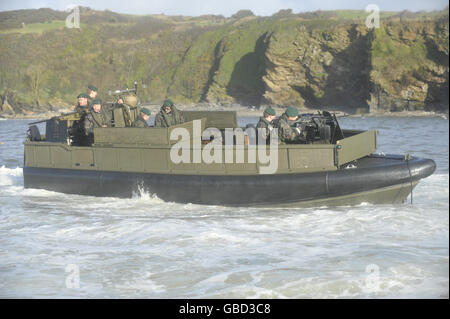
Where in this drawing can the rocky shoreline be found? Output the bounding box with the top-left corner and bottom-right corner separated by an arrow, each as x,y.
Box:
0,103 -> 448,120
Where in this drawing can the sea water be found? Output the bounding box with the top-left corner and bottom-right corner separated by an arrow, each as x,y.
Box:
0,116 -> 448,298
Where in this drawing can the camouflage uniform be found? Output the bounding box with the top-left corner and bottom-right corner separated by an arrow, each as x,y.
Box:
275,113 -> 300,144
256,116 -> 273,142
131,115 -> 149,128
75,103 -> 90,114
154,105 -> 185,128
71,98 -> 90,145
256,116 -> 273,130
83,108 -> 111,136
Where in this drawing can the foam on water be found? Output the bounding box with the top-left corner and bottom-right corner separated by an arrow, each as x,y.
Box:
0,165 -> 23,186
0,118 -> 448,298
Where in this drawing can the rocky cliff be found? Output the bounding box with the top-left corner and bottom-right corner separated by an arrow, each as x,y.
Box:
197,15 -> 449,113
0,8 -> 448,115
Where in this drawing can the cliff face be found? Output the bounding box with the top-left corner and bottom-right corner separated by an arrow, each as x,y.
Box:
261,23 -> 372,111
369,18 -> 449,111
197,17 -> 449,112
0,9 -> 448,115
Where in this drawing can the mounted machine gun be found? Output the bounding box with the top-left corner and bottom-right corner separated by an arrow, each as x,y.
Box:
107,81 -> 141,127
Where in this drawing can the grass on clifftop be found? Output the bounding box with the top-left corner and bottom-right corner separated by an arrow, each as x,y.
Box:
0,21 -> 69,34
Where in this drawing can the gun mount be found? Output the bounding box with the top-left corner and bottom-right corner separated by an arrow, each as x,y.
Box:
107,81 -> 141,127
292,111 -> 345,144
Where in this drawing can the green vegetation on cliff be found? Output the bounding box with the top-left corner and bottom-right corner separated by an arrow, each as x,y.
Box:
0,7 -> 448,115
370,17 -> 449,111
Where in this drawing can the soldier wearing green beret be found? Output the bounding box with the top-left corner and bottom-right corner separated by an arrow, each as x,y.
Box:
75,93 -> 90,113
154,99 -> 185,128
256,107 -> 276,142
69,93 -> 91,146
132,107 -> 151,128
87,84 -> 98,101
83,98 -> 111,143
274,106 -> 302,144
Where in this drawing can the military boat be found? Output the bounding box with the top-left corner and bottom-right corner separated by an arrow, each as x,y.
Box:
23,107 -> 436,207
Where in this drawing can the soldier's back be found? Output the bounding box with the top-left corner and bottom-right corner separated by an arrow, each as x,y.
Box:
154,113 -> 167,128
132,116 -> 149,128
256,117 -> 271,129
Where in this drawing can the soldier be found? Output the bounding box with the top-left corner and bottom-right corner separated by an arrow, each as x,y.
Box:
83,99 -> 111,138
275,106 -> 302,144
118,94 -> 140,126
256,107 -> 276,142
69,93 -> 91,146
154,99 -> 185,128
75,93 -> 90,113
114,96 -> 124,108
87,84 -> 98,101
131,107 -> 151,128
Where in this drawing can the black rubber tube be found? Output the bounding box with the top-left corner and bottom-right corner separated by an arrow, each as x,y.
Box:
23,155 -> 436,206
